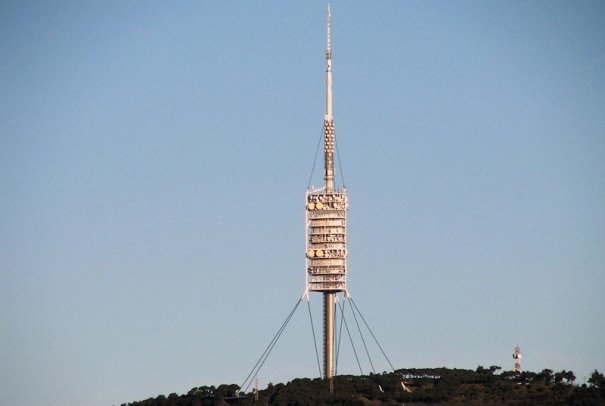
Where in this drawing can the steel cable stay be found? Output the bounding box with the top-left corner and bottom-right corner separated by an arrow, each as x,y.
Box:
239,297 -> 303,394
334,298 -> 345,375
238,294 -> 395,395
334,136 -> 346,189
307,299 -> 322,378
332,295 -> 396,378
306,125 -> 324,190
306,124 -> 346,191
349,297 -> 396,372
335,296 -> 364,376
347,298 -> 376,374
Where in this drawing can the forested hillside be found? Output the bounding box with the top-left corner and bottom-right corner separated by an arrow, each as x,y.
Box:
122,367 -> 605,405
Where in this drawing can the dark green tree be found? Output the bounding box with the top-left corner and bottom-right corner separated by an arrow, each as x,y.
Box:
476,365 -> 488,375
538,368 -> 554,384
489,365 -> 501,374
589,369 -> 605,388
565,370 -> 576,384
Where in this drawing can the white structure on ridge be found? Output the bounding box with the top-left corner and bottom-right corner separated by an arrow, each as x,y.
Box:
513,345 -> 522,373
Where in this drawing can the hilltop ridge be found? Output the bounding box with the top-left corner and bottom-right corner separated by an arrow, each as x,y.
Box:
122,367 -> 605,405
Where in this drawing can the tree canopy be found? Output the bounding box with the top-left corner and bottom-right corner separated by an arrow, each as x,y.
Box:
122,367 -> 605,406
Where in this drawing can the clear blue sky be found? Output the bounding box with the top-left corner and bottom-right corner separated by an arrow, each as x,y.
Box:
2,1 -> 604,405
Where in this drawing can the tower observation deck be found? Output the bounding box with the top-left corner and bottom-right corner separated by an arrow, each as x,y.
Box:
305,4 -> 347,386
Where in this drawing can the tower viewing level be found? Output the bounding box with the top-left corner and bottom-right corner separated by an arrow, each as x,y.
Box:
305,4 -> 348,386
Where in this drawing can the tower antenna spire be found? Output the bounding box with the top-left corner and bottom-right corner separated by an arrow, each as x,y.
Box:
324,3 -> 335,192
327,4 -> 331,53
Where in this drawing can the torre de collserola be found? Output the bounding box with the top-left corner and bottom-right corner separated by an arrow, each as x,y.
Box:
305,4 -> 348,391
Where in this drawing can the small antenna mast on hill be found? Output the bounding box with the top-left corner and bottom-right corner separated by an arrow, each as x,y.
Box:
513,345 -> 522,373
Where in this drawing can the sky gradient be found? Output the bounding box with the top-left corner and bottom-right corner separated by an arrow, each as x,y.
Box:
2,1 -> 604,405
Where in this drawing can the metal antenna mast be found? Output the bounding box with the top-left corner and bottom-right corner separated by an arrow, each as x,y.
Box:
513,345 -> 522,373
324,4 -> 334,192
305,4 -> 348,393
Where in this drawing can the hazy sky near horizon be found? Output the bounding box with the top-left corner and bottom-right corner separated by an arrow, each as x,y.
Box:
2,1 -> 604,405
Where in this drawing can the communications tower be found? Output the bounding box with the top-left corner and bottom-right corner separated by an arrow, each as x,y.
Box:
513,345 -> 522,373
305,4 -> 348,389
